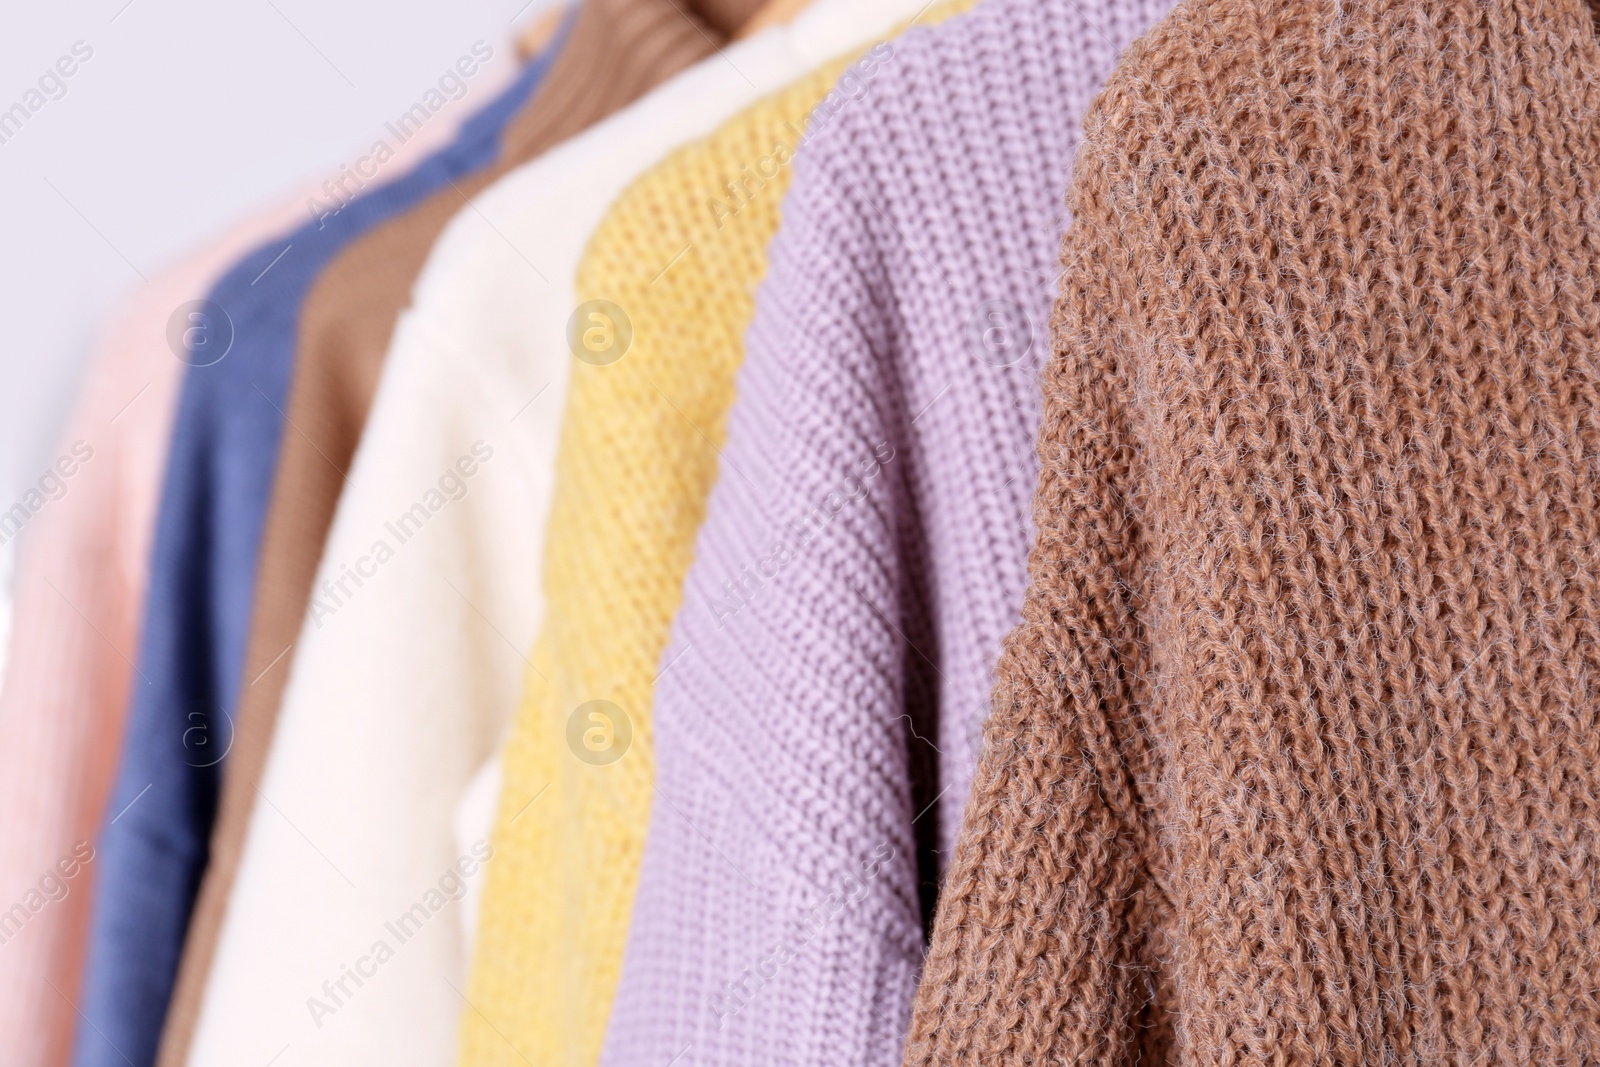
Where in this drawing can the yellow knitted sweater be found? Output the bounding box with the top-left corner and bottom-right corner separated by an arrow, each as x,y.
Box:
457,7 -> 966,1066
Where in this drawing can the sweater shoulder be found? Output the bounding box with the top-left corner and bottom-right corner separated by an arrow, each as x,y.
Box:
1079,0 -> 1322,163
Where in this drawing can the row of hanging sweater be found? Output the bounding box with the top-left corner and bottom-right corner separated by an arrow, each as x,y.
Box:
7,0 -> 1600,1061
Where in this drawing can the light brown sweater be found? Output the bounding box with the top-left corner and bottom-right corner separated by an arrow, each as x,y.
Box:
155,1 -> 762,1062
905,0 -> 1600,1062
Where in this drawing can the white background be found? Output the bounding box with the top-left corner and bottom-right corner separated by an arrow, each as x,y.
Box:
0,0 -> 560,522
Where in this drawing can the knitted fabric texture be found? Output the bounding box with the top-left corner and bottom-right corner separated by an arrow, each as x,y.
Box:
69,50 -> 566,1067
597,0 -> 1170,1063
907,0 -> 1600,1062
457,5 -> 965,1064
0,301 -> 176,1067
156,0 -> 743,1058
187,10 -> 845,1064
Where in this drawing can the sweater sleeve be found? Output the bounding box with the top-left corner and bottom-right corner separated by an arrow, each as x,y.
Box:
599,147 -> 930,1067
902,113 -> 1165,1065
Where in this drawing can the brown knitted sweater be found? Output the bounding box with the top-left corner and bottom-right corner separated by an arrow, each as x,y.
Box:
905,0 -> 1600,1062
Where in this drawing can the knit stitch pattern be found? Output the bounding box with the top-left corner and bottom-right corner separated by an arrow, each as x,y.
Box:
597,0 -> 1170,1063
907,0 -> 1600,1061
157,3 -> 739,1059
73,57 -> 574,1062
456,9 -> 966,1066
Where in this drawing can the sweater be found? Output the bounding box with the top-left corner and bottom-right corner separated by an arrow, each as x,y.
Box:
597,0 -> 1171,1063
69,48 -> 564,1067
456,4 -> 968,1066
154,0 -> 752,1060
0,177 -> 347,1067
182,14 -> 804,1065
906,0 -> 1600,1062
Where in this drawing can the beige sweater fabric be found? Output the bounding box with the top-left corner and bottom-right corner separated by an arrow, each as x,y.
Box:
906,0 -> 1600,1062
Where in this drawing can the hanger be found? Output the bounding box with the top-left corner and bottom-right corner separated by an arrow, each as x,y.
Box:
516,5 -> 569,60
516,0 -> 802,57
736,0 -> 815,37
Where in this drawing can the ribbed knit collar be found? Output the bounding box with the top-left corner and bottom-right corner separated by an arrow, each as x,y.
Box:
500,0 -> 765,160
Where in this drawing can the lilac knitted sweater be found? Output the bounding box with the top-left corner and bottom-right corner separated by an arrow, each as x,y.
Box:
597,0 -> 1175,1063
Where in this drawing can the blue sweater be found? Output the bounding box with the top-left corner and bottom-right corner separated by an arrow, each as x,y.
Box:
72,34 -> 565,1067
